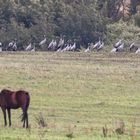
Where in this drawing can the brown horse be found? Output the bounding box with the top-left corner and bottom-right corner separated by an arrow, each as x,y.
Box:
0,89 -> 30,128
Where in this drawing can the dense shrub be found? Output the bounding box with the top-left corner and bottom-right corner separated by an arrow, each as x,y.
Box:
134,13 -> 140,27
106,20 -> 140,46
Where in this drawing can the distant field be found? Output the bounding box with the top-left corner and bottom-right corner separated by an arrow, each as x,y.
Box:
0,52 -> 140,140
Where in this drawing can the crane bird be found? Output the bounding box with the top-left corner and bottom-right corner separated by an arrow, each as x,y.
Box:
7,39 -> 17,51
0,42 -> 2,46
39,35 -> 46,46
48,39 -> 57,51
85,47 -> 90,52
31,46 -> 35,52
62,44 -> 68,52
129,42 -> 135,51
57,35 -> 66,52
61,43 -> 70,52
114,39 -> 122,48
7,41 -> 14,51
25,43 -> 32,51
85,43 -> 91,52
12,42 -> 17,51
0,42 -> 2,52
110,48 -> 117,53
92,39 -> 101,50
135,48 -> 140,54
97,42 -> 104,52
8,41 -> 14,47
48,39 -> 54,49
58,37 -> 64,49
129,42 -> 138,52
117,43 -> 124,52
25,43 -> 36,51
70,42 -> 76,51
52,40 -> 57,51
111,40 -> 124,53
67,43 -> 73,51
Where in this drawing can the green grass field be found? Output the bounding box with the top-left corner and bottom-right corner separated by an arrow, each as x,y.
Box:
0,52 -> 140,140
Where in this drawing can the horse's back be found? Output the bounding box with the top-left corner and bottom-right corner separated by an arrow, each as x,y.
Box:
0,89 -> 30,109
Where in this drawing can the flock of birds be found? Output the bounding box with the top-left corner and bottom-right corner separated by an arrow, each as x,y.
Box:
0,35 -> 77,52
47,37 -> 77,52
85,39 -> 140,54
0,36 -> 140,54
85,38 -> 104,52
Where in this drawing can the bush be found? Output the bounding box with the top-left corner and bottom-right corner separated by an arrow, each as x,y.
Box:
134,13 -> 140,27
106,20 -> 140,46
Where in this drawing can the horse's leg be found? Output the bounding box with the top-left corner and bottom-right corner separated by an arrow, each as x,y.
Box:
26,112 -> 28,128
2,108 -> 7,126
7,108 -> 11,126
23,118 -> 25,128
21,107 -> 26,128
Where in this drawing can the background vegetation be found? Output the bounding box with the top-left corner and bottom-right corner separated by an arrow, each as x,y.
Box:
0,0 -> 140,50
0,1 -> 140,139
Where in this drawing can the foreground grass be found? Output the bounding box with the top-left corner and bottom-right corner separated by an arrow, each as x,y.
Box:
0,52 -> 139,140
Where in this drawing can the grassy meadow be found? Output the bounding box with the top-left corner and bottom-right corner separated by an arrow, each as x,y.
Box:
0,52 -> 140,140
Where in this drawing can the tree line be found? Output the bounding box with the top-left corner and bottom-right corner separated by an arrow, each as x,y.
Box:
0,0 -> 140,50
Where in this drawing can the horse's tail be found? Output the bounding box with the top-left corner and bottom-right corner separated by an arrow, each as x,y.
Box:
21,114 -> 24,122
25,92 -> 30,109
19,113 -> 24,122
21,112 -> 28,122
